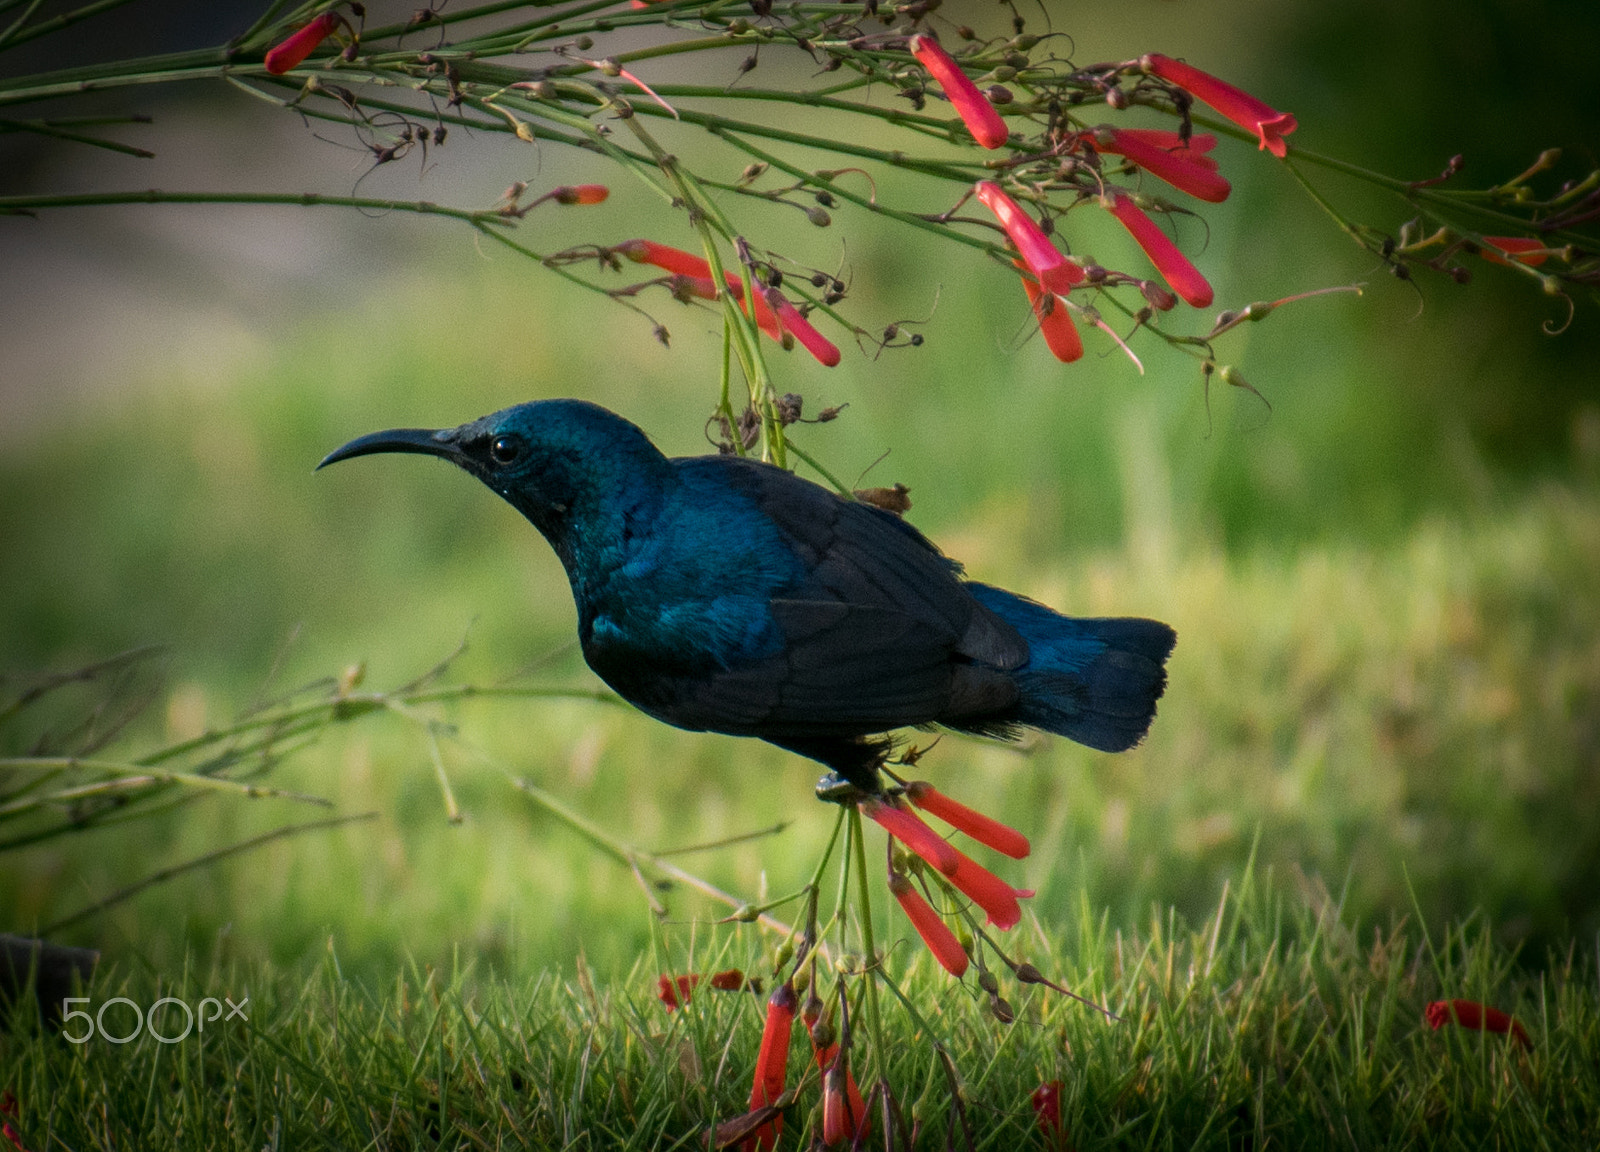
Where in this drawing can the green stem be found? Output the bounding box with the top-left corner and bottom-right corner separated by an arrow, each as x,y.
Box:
848,805 -> 886,1088
503,773 -> 798,940
0,188 -> 517,222
0,0 -> 137,52
784,439 -> 853,497
0,756 -> 331,813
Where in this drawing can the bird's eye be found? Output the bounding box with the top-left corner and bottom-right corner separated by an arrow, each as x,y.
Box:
489,435 -> 522,465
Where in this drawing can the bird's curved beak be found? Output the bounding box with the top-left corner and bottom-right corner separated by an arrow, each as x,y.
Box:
317,427 -> 464,470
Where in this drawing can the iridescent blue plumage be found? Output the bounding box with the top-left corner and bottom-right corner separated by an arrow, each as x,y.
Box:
320,399 -> 1176,792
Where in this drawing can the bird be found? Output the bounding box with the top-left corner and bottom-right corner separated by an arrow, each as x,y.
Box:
319,399 -> 1175,797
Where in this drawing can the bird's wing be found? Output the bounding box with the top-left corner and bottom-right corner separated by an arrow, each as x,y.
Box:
620,457 -> 1025,737
708,456 -> 1028,669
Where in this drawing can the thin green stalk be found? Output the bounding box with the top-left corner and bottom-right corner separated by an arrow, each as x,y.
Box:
712,129 -> 1009,259
784,438 -> 853,497
0,188 -> 518,223
0,118 -> 149,156
0,0 -> 44,52
0,0 -> 137,52
848,805 -> 886,1088
718,314 -> 745,457
503,772 -> 799,941
0,756 -> 331,813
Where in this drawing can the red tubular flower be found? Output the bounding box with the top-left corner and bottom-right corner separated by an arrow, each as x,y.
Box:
975,181 -> 1083,295
1011,258 -> 1083,364
264,12 -> 341,75
813,1044 -> 870,1145
1142,53 -> 1298,158
617,238 -> 709,280
1480,237 -> 1549,267
910,34 -> 1009,150
553,184 -> 610,205
657,973 -> 699,1010
1019,269 -> 1084,364
862,798 -> 958,876
1089,127 -> 1231,203
1031,1081 -> 1064,1136
946,844 -> 1027,929
1425,999 -> 1532,1049
1104,192 -> 1213,308
744,982 -> 797,1151
766,290 -> 842,367
888,872 -> 969,976
906,781 -> 1031,859
617,241 -> 782,339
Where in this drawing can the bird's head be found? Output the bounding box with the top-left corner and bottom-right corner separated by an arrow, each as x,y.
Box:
318,398 -> 672,546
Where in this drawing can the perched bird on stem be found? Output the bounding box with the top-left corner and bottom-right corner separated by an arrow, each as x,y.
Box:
320,400 -> 1175,796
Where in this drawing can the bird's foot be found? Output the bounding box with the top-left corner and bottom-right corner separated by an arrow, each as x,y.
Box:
814,772 -> 881,805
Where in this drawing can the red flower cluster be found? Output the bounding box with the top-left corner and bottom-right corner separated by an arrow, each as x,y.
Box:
1424,999 -> 1532,1049
657,968 -> 754,1008
615,239 -> 839,365
958,56 -> 1294,363
865,785 -> 1032,971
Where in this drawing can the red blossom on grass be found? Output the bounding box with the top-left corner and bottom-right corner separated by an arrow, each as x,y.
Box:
767,289 -> 842,367
905,781 -> 1031,859
743,982 -> 797,1152
553,184 -> 610,205
910,34 -> 1009,150
888,871 -> 969,976
1425,999 -> 1532,1049
1104,192 -> 1213,308
1142,53 -> 1298,158
657,973 -> 699,1010
264,12 -> 341,75
2,1123 -> 32,1152
711,968 -> 748,991
814,1044 -> 870,1145
1031,1080 -> 1064,1137
1089,126 -> 1232,203
975,181 -> 1083,295
862,798 -> 958,876
1480,236 -> 1550,267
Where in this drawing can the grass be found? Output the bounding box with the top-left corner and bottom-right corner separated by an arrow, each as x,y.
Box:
3,873 -> 1597,1150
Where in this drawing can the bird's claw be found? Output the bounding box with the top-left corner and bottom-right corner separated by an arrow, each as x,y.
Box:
815,773 -> 872,805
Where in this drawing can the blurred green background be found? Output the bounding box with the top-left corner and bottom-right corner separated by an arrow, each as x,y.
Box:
2,0 -> 1597,982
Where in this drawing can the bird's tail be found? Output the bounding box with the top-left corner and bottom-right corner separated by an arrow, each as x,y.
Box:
966,583 -> 1176,753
